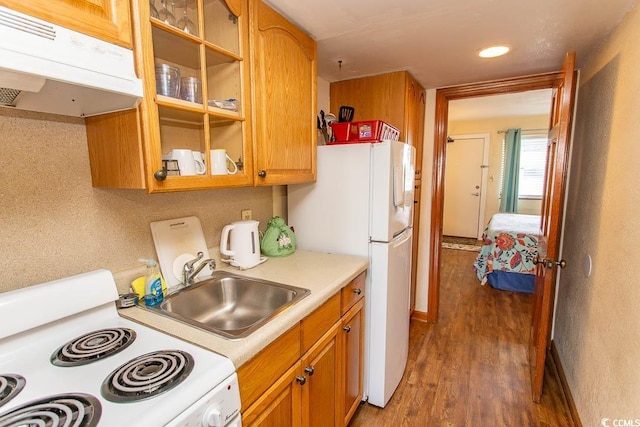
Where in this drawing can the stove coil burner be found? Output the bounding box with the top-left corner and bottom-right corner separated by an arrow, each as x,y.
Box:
51,328 -> 137,367
0,375 -> 25,409
101,350 -> 194,403
0,393 -> 101,427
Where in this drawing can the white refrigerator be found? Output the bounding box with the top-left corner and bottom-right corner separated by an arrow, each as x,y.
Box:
288,140 -> 415,408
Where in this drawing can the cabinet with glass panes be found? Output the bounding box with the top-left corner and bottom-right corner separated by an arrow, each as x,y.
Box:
85,0 -> 253,192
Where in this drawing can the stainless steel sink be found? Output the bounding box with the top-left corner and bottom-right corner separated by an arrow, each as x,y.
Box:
145,271 -> 310,339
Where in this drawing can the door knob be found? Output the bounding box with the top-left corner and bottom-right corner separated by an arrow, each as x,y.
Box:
258,170 -> 267,178
544,258 -> 567,269
296,375 -> 306,385
534,257 -> 567,269
304,366 -> 315,376
343,326 -> 351,333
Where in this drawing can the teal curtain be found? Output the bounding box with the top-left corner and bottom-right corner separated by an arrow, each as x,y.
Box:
500,128 -> 522,213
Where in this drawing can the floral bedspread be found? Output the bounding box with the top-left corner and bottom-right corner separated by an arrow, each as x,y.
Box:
473,214 -> 541,284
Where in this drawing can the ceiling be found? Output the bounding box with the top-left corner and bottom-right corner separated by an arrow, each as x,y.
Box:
263,0 -> 638,89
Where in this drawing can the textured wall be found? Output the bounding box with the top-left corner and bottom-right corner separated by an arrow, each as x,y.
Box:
554,3 -> 640,423
0,108 -> 273,292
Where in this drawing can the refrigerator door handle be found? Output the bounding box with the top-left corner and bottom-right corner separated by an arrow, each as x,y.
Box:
393,165 -> 405,207
391,228 -> 412,247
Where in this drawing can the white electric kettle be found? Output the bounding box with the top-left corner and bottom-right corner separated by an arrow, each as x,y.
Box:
220,220 -> 261,269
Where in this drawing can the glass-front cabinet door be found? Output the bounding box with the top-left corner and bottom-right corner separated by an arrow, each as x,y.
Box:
140,0 -> 252,191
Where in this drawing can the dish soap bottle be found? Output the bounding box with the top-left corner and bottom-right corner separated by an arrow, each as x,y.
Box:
139,258 -> 164,307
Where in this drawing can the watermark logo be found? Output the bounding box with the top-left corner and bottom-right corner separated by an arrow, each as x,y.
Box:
601,419 -> 640,427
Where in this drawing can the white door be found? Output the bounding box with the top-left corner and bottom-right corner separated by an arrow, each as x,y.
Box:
366,228 -> 412,408
443,134 -> 489,239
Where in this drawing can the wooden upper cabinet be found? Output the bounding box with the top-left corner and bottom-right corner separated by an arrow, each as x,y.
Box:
250,0 -> 317,185
406,73 -> 426,180
87,0 -> 255,192
330,72 -> 406,134
2,0 -> 133,48
330,70 -> 425,179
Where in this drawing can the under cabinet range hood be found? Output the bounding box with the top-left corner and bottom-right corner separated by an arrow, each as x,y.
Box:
0,6 -> 143,117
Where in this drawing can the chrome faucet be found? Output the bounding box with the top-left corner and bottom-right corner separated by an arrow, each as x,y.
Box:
182,252 -> 216,287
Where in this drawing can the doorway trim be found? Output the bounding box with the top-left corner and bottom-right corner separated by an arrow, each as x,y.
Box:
427,73 -> 563,322
446,133 -> 490,240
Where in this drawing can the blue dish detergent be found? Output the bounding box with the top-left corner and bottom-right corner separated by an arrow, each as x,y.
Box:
139,258 -> 164,307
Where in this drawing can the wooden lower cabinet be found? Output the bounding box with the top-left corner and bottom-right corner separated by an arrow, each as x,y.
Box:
242,320 -> 343,427
242,361 -> 303,426
342,299 -> 364,425
302,323 -> 341,427
240,274 -> 366,426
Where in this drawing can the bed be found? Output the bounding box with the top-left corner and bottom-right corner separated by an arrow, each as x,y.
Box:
472,213 -> 541,293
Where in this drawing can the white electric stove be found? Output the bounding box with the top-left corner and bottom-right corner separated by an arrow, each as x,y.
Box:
0,270 -> 241,427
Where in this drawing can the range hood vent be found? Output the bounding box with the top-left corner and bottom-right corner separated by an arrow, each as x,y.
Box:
0,6 -> 143,117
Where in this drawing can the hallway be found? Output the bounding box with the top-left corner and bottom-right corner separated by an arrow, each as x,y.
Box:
350,248 -> 572,426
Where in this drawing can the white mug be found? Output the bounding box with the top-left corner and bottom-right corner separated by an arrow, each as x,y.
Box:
169,149 -> 199,176
210,149 -> 238,175
192,151 -> 206,175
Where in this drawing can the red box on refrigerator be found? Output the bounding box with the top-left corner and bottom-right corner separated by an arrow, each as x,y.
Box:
328,120 -> 400,144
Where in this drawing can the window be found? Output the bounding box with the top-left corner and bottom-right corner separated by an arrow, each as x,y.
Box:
499,133 -> 548,199
518,135 -> 547,198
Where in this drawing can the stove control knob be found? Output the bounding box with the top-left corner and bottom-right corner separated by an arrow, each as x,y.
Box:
203,405 -> 223,427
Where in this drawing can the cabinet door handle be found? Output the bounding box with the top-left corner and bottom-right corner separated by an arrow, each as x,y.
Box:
343,326 -> 351,333
258,170 -> 267,178
296,375 -> 306,385
304,366 -> 315,376
353,288 -> 361,295
154,170 -> 167,181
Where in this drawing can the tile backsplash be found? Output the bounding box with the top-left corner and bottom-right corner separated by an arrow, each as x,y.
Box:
0,108 -> 273,292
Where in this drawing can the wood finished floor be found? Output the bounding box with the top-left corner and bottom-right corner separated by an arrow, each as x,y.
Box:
349,248 -> 572,427
443,235 -> 482,246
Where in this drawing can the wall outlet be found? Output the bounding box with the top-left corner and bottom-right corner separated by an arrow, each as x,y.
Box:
241,209 -> 252,220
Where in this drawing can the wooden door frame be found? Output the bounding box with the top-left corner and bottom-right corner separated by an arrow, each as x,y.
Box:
427,72 -> 563,322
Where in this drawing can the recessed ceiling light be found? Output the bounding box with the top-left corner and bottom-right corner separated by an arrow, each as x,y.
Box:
479,45 -> 510,58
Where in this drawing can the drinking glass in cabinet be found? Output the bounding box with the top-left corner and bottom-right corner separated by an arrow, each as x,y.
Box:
155,64 -> 181,98
176,0 -> 198,36
158,0 -> 177,26
179,77 -> 202,104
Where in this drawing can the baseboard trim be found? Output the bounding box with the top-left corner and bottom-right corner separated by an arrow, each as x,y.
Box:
411,310 -> 430,322
550,340 -> 582,427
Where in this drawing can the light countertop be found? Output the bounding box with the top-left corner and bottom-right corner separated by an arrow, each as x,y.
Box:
117,250 -> 368,368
